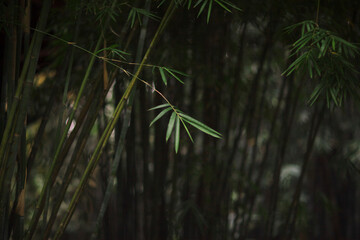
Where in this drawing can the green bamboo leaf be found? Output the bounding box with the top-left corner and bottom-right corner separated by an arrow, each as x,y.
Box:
308,57 -> 313,78
157,0 -> 167,7
197,0 -> 208,18
148,103 -> 170,111
187,0 -> 192,9
194,0 -> 204,8
332,35 -> 358,50
179,113 -> 221,138
207,0 -> 213,23
332,38 -> 336,51
181,120 -> 194,142
214,0 -> 232,12
329,88 -> 339,106
159,67 -> 167,85
308,84 -> 323,106
283,53 -> 307,76
127,9 -> 136,27
216,0 -> 241,11
167,68 -> 189,77
310,54 -> 321,76
166,112 -> 176,142
150,107 -> 172,127
175,116 -> 180,153
164,67 -> 184,84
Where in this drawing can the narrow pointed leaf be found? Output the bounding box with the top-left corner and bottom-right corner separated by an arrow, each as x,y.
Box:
166,112 -> 176,142
148,103 -> 170,111
197,0 -> 208,18
164,68 -> 184,84
159,67 -> 167,85
216,0 -> 241,11
181,120 -> 194,142
214,0 -> 231,12
149,107 -> 172,127
179,113 -> 221,138
207,0 -> 213,23
175,116 -> 180,153
167,68 -> 189,77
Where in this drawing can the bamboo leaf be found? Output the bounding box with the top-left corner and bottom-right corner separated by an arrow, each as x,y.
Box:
164,67 -> 184,84
175,116 -> 180,153
149,107 -> 172,127
308,84 -> 323,106
181,119 -> 194,142
194,0 -> 204,8
148,103 -> 170,111
329,88 -> 339,106
214,0 -> 232,12
159,67 -> 167,85
207,0 -> 213,23
188,0 -> 192,9
167,68 -> 189,76
197,0 -> 208,18
332,38 -> 336,51
166,112 -> 176,142
216,0 -> 241,11
179,113 -> 221,138
332,35 -> 358,50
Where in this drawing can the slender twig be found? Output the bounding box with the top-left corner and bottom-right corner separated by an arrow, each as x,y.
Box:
53,2 -> 176,239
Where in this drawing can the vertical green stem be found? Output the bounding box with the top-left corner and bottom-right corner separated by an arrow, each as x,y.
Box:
53,2 -> 176,239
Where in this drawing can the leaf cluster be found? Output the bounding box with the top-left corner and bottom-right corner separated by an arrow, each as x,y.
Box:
149,103 -> 221,153
96,44 -> 130,60
283,20 -> 359,108
127,6 -> 160,28
155,66 -> 188,85
157,0 -> 241,23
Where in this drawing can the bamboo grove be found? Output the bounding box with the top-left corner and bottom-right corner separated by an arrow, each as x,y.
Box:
1,0 -> 360,239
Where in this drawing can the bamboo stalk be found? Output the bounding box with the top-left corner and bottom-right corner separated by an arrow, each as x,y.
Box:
24,1 -> 124,237
41,80 -> 103,239
281,103 -> 325,239
90,92 -> 134,240
53,2 -> 176,239
0,1 -> 52,239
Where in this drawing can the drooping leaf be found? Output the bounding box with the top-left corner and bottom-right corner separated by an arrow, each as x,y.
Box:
127,7 -> 160,28
166,112 -> 176,142
148,103 -> 170,111
175,116 -> 180,153
164,67 -> 184,84
181,120 -> 194,142
149,107 -> 172,126
159,67 -> 167,85
207,0 -> 213,23
179,113 -> 221,138
215,0 -> 241,11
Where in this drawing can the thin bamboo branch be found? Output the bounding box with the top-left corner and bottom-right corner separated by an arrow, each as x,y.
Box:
0,1 -> 51,239
90,92 -> 134,240
53,2 -> 176,239
281,102 -> 325,239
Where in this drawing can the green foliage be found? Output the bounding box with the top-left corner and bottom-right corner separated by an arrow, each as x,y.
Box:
158,0 -> 240,23
193,0 -> 241,23
85,0 -> 124,23
96,44 -> 130,60
156,66 -> 188,85
149,103 -> 222,153
283,20 -> 359,108
127,7 -> 160,28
